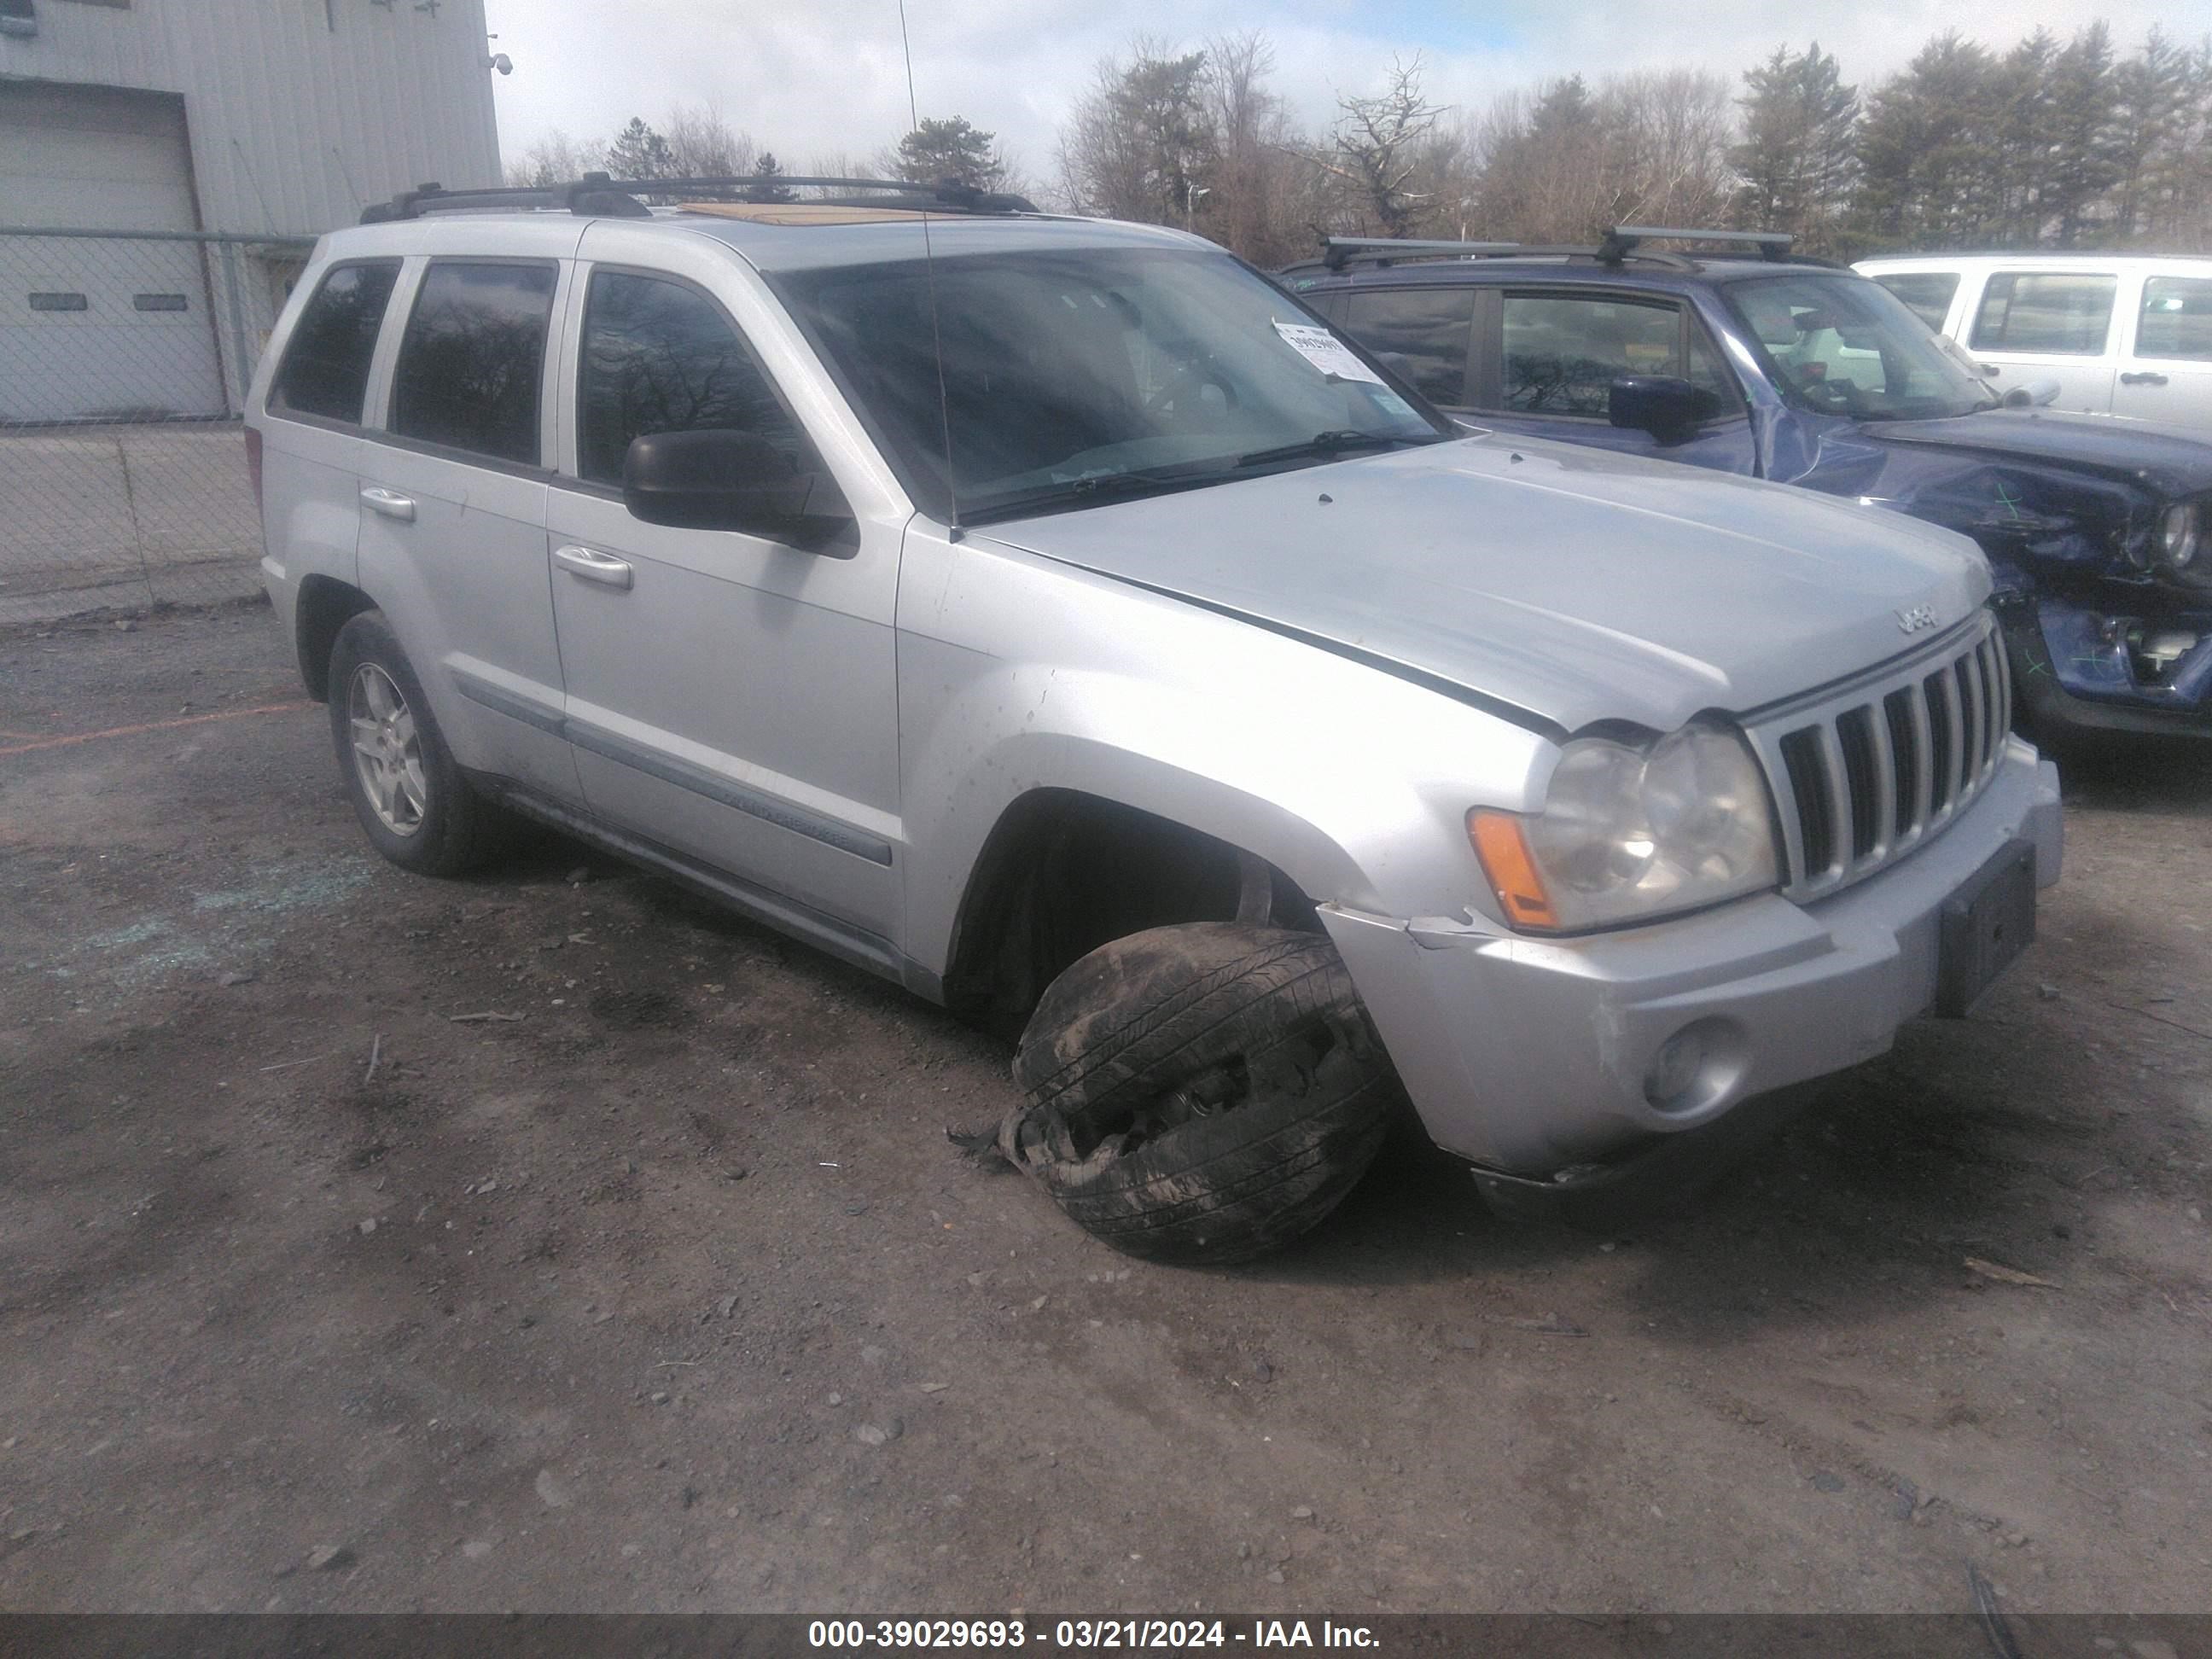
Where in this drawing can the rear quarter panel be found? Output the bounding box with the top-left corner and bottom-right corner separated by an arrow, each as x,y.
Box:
248,238 -> 369,617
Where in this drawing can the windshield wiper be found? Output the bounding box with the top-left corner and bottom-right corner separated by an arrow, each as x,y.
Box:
963,431 -> 1446,526
962,468 -> 1223,527
1232,429 -> 1436,469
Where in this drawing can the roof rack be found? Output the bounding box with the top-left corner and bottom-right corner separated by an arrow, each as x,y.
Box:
1318,236 -> 1523,271
1292,224 -> 1835,277
360,172 -> 1039,224
1599,224 -> 1795,262
1300,233 -> 1703,276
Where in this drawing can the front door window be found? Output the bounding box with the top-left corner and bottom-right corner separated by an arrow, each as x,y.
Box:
576,270 -> 823,489
1496,294 -> 1735,420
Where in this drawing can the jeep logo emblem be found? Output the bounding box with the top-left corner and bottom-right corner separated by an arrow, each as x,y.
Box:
1896,604 -> 1937,634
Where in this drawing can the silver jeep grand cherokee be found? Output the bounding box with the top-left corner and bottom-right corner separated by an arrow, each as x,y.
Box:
248,176 -> 2062,1261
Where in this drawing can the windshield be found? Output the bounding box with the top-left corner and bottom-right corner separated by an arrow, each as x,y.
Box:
771,247 -> 1444,524
1724,274 -> 1997,422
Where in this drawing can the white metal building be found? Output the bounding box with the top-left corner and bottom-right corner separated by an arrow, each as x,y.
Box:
1,0 -> 503,420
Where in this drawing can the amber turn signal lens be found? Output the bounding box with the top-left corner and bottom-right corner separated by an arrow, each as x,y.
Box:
1467,808 -> 1561,931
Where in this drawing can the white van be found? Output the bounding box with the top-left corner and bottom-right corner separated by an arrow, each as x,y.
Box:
1855,253 -> 2212,430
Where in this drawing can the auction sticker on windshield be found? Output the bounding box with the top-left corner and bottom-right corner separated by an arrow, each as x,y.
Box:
1273,322 -> 1385,384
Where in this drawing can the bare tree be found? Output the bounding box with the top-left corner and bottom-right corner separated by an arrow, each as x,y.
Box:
1470,68 -> 1732,243
1200,32 -> 1326,264
504,129 -> 603,188
1203,32 -> 1280,253
664,104 -> 757,178
805,151 -> 884,190
1310,56 -> 1447,237
1607,69 -> 1736,227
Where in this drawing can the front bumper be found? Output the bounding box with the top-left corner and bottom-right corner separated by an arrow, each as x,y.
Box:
1321,742 -> 2063,1176
2011,597 -> 2212,740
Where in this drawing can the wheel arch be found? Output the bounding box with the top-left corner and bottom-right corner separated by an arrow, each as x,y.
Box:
294,573 -> 378,702
936,783 -> 1336,1037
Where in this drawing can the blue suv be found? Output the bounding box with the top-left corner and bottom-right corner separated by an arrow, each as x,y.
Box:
1285,228 -> 2212,744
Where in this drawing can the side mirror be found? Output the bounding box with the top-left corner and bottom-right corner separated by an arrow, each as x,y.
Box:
2000,378 -> 2062,410
1935,335 -> 1996,379
622,428 -> 842,540
1609,375 -> 1705,444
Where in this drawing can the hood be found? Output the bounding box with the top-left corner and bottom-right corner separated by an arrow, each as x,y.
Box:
977,433 -> 1990,735
1865,409 -> 2212,498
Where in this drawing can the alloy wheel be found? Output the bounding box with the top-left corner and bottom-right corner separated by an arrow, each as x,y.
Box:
347,663 -> 428,836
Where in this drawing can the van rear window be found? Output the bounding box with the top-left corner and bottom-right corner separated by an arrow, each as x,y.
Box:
271,261 -> 400,424
1970,272 -> 2116,356
2138,276 -> 2212,362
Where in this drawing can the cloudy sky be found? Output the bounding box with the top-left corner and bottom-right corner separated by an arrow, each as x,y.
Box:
481,0 -> 2176,182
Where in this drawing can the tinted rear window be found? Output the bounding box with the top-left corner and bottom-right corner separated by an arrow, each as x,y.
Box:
1970,272 -> 2116,355
271,261 -> 399,424
1342,288 -> 1474,406
390,261 -> 557,465
1870,271 -> 1959,331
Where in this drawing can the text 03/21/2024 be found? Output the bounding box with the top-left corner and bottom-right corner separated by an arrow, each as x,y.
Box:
805,1619 -> 1381,1649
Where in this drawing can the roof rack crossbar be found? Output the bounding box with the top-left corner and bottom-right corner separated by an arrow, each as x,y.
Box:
1295,236 -> 1697,276
1321,235 -> 1523,271
1601,224 -> 1795,262
360,173 -> 1039,224
1284,224 -> 1832,281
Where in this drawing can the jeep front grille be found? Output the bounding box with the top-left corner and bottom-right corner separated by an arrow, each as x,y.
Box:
1744,613 -> 2011,902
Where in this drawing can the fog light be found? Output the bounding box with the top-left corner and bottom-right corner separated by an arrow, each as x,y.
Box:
1644,1027 -> 1708,1107
1640,1017 -> 1745,1115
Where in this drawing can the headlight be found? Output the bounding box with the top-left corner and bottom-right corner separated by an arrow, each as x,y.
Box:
2158,501 -> 2198,570
1468,721 -> 1779,933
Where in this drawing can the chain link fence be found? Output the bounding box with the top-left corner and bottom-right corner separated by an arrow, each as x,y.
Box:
1,227 -> 317,626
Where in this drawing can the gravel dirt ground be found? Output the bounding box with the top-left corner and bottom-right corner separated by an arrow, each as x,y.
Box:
1,604 -> 2208,1616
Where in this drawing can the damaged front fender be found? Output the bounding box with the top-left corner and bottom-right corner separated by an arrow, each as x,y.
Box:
1770,408 -> 2212,734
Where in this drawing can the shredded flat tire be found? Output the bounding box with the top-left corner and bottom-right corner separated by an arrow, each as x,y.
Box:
1001,923 -> 1400,1263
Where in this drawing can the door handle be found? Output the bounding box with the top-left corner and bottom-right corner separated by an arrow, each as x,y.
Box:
360,486 -> 416,521
2119,371 -> 2169,387
553,544 -> 634,591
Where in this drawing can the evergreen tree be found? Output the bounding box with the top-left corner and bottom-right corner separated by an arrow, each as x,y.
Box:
2110,32 -> 2192,241
1731,44 -> 1859,253
2123,34 -> 2212,245
2040,24 -> 2125,245
895,117 -> 1006,191
1111,49 -> 1214,223
1849,33 -> 2005,251
1058,43 -> 1214,224
1528,75 -> 1594,143
1989,29 -> 2058,243
603,117 -> 676,181
745,152 -> 796,203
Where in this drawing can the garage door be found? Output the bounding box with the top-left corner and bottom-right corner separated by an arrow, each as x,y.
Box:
0,82 -> 229,422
